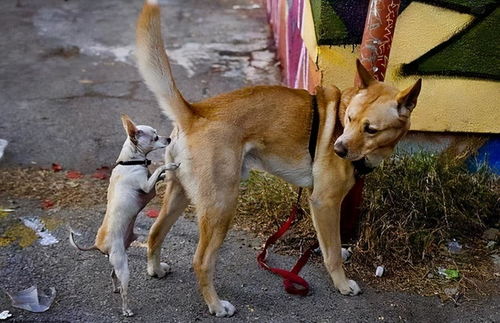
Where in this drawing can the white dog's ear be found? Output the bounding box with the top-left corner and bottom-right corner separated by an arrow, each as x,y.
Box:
397,79 -> 422,117
356,59 -> 376,89
121,114 -> 138,138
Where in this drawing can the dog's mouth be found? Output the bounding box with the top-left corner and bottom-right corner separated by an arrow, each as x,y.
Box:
352,158 -> 375,175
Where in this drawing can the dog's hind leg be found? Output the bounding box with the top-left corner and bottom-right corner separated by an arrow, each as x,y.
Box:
110,269 -> 119,293
309,157 -> 361,296
193,199 -> 237,317
189,150 -> 240,317
109,247 -> 133,316
147,179 -> 188,278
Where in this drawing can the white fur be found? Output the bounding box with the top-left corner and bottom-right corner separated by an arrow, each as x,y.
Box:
69,117 -> 178,317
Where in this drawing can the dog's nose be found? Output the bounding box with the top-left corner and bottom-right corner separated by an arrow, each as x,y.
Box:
334,141 -> 348,158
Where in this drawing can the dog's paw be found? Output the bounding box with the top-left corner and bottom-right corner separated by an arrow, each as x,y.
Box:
147,262 -> 171,278
165,162 -> 180,171
122,308 -> 134,317
338,279 -> 361,296
208,300 -> 236,317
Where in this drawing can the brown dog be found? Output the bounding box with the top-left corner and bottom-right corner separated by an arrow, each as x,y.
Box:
136,0 -> 421,317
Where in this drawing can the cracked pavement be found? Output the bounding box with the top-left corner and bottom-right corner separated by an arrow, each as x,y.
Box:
0,0 -> 498,322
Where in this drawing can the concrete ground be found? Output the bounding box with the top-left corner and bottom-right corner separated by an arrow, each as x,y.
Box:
0,0 -> 498,322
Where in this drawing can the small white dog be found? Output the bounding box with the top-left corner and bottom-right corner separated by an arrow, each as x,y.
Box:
70,114 -> 179,316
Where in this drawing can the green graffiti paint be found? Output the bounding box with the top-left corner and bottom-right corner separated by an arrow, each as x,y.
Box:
402,7 -> 500,81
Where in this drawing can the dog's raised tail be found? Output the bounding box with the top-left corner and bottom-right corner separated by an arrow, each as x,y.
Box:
69,230 -> 98,252
136,0 -> 193,128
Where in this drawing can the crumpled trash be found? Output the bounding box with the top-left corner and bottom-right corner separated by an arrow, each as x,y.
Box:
0,310 -> 12,320
341,247 -> 352,261
447,239 -> 462,254
375,266 -> 385,277
0,139 -> 8,160
437,267 -> 460,280
444,287 -> 458,297
313,247 -> 352,262
5,285 -> 56,313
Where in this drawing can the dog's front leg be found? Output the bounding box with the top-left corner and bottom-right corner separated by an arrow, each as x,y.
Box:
141,163 -> 179,193
309,159 -> 361,296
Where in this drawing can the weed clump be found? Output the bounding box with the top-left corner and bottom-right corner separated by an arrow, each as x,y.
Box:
359,153 -> 499,264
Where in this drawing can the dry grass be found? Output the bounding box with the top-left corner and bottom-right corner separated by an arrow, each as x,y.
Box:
235,154 -> 499,299
0,167 -> 168,209
0,168 -> 108,208
1,154 -> 498,300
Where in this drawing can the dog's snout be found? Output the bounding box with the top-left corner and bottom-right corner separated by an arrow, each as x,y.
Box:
334,141 -> 348,158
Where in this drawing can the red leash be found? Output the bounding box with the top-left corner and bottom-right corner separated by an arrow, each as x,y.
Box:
256,189 -> 319,296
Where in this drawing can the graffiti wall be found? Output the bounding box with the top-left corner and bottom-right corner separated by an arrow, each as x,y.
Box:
267,0 -> 500,134
266,0 -> 321,92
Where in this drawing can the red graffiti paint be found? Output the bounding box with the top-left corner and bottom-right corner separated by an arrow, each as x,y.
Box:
359,0 -> 401,82
345,0 -> 401,243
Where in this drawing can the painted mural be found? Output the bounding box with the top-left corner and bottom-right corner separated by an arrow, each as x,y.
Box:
267,0 -> 500,134
266,0 -> 321,92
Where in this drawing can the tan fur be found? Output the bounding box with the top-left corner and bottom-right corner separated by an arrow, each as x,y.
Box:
137,0 -> 421,317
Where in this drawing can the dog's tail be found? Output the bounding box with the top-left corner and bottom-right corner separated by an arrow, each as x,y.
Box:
136,0 -> 194,128
69,230 -> 98,252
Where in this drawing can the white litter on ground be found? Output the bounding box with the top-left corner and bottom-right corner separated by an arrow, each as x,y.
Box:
0,139 -> 8,160
375,266 -> 385,277
6,286 -> 56,313
22,218 -> 59,246
0,310 -> 12,320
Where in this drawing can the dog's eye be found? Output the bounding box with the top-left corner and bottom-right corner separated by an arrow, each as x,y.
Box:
348,116 -> 352,123
154,136 -> 159,141
364,124 -> 378,134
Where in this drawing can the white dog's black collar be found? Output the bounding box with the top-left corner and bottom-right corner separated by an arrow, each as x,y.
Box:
116,159 -> 151,167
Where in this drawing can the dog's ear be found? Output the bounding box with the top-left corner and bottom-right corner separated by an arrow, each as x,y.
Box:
397,79 -> 422,117
356,59 -> 376,89
121,114 -> 138,138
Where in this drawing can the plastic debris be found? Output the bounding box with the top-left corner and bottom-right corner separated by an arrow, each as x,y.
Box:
91,166 -> 110,180
0,139 -> 8,160
437,267 -> 460,280
6,286 -> 56,313
341,247 -> 352,261
41,200 -> 55,210
145,209 -> 160,218
22,218 -> 59,246
51,163 -> 63,172
0,310 -> 12,320
66,170 -> 83,179
0,208 -> 15,217
313,247 -> 352,262
447,239 -> 462,254
444,287 -> 458,297
375,266 -> 385,277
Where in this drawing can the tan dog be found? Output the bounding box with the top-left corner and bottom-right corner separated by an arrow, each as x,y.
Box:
136,0 -> 421,317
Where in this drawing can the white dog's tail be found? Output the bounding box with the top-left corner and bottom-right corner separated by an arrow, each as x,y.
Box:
69,230 -> 98,252
136,0 -> 194,128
